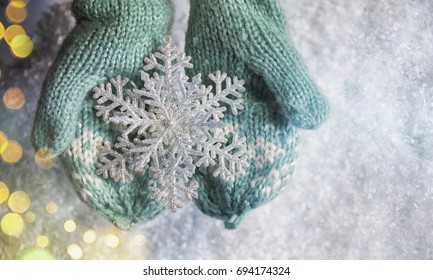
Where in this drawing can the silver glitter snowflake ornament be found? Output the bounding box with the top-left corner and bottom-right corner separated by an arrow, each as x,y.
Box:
92,37 -> 249,212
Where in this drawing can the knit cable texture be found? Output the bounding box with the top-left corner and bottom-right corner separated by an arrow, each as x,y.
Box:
186,0 -> 329,229
31,0 -> 174,229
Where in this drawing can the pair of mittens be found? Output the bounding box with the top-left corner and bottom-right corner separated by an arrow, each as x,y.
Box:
32,0 -> 329,229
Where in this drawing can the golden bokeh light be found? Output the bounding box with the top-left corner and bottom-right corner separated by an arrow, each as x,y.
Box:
0,131 -> 8,154
20,249 -> 55,260
37,236 -> 49,248
45,202 -> 58,214
24,211 -> 35,223
0,181 -> 10,204
134,234 -> 147,247
8,190 -> 30,213
10,34 -> 33,58
0,142 -> 7,154
1,213 -> 24,237
9,0 -> 28,9
35,148 -> 57,169
6,3 -> 27,23
104,233 -> 120,248
0,22 -> 4,41
4,24 -> 25,45
1,140 -> 23,163
3,87 -> 25,110
83,229 -> 97,244
67,244 -> 83,260
64,220 -> 76,233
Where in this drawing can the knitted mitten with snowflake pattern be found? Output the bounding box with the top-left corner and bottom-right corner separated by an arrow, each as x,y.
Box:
186,0 -> 329,229
31,0 -> 173,229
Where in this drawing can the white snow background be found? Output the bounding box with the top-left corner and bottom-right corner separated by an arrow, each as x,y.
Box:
1,0 -> 432,259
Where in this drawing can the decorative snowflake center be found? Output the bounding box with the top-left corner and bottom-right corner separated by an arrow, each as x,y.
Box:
92,36 -> 249,212
162,119 -> 173,129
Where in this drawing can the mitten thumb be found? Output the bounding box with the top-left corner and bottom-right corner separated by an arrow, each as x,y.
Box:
32,49 -> 100,155
245,33 -> 330,129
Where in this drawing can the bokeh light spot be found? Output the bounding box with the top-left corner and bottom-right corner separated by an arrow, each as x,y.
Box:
0,181 -> 10,204
45,202 -> 58,214
4,24 -> 25,45
83,229 -> 97,244
1,140 -> 22,163
0,131 -> 8,154
134,234 -> 147,247
35,148 -> 57,169
0,142 -> 7,154
8,191 -> 30,213
1,213 -> 24,237
6,3 -> 27,23
10,34 -> 33,58
0,22 -> 4,40
3,87 -> 25,110
24,211 -> 35,223
10,1 -> 27,9
37,235 -> 49,248
104,233 -> 120,248
20,248 -> 55,260
67,244 -> 83,260
64,220 -> 76,233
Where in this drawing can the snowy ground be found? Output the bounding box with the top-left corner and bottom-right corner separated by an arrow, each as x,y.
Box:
1,0 -> 432,259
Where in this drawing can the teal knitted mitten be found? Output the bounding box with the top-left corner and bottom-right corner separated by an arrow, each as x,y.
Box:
186,0 -> 329,229
32,0 -> 173,229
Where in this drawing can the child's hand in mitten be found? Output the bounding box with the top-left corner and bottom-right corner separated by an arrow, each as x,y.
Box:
186,0 -> 329,228
32,0 -> 173,229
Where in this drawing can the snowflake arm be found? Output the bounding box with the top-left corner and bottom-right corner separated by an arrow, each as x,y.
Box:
143,37 -> 193,75
93,76 -> 129,122
196,135 -> 249,179
207,71 -> 246,116
210,136 -> 249,179
150,181 -> 183,213
93,76 -> 159,139
96,141 -> 133,183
